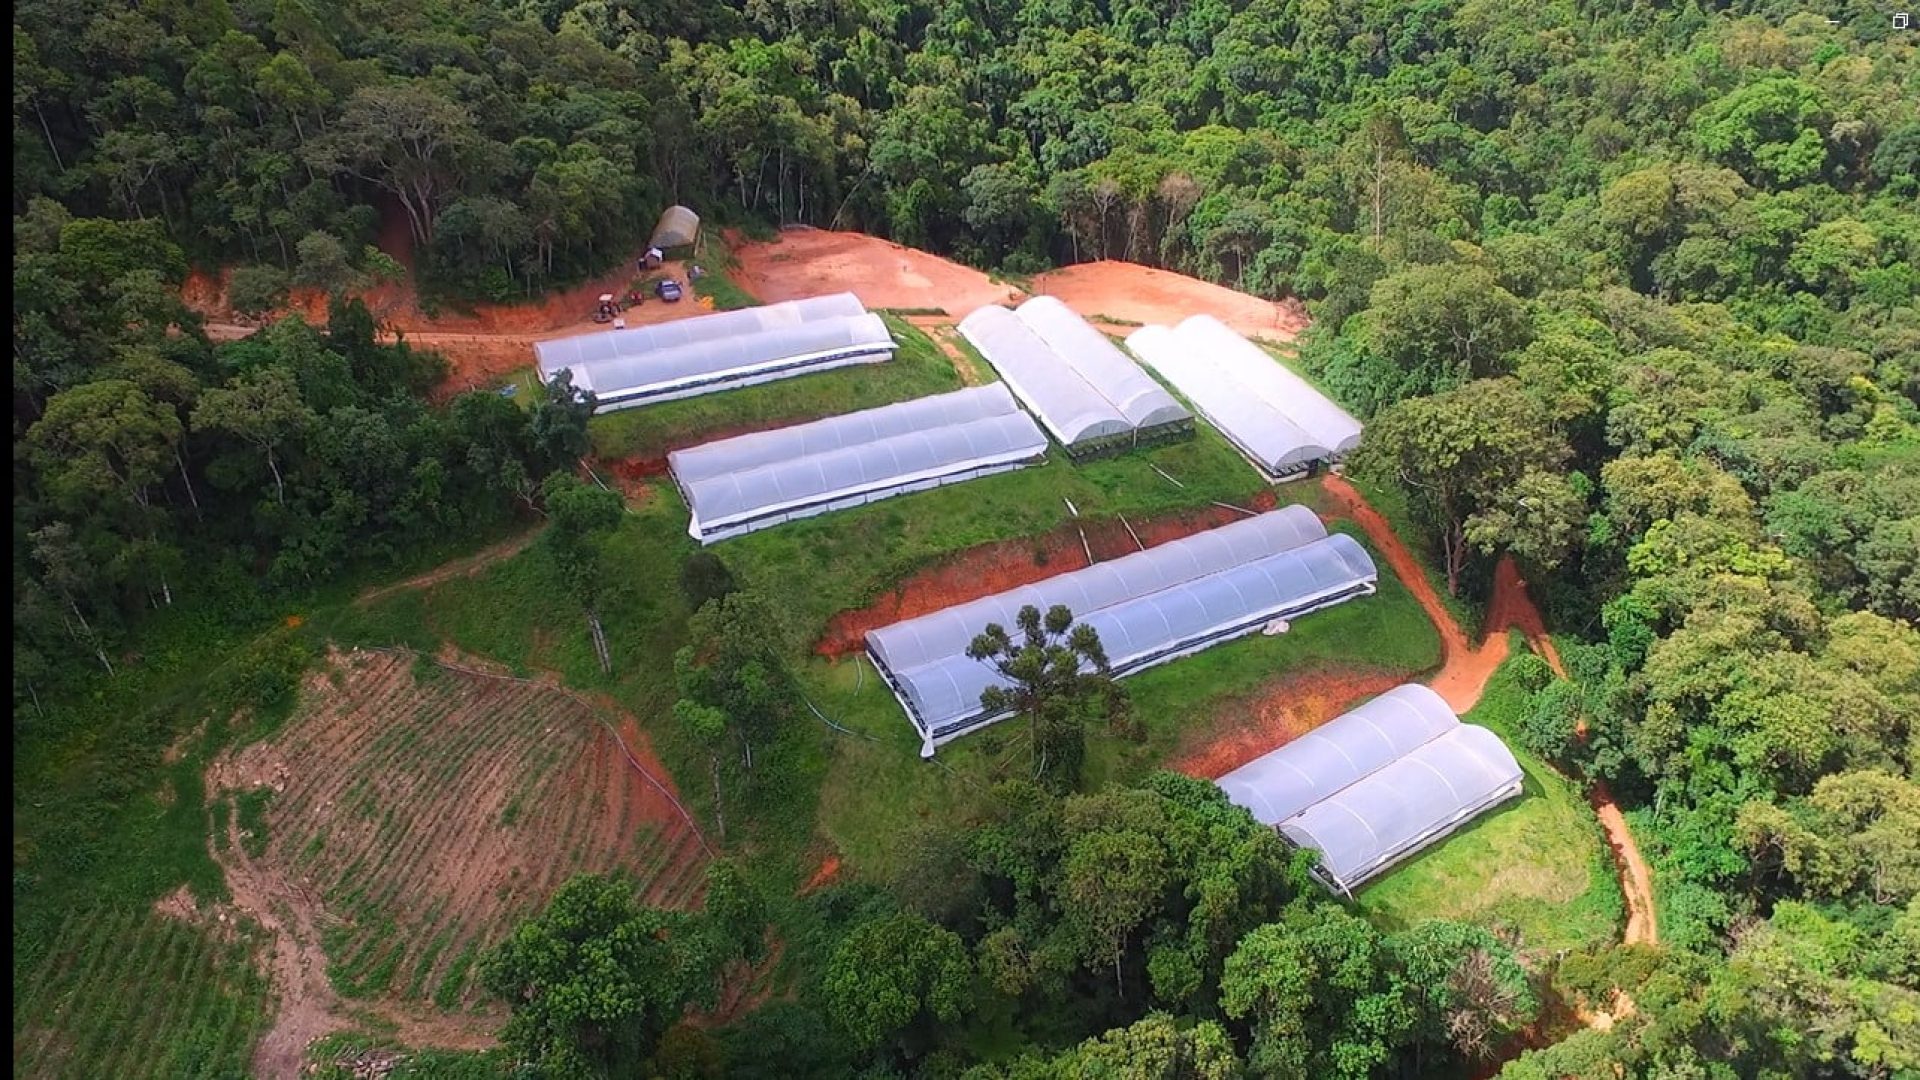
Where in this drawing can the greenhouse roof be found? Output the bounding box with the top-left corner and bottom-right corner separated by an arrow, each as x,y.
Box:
1216,684 -> 1460,826
534,293 -> 866,374
865,508 -> 1378,755
958,304 -> 1129,447
1280,725 -> 1522,892
1171,315 -> 1363,455
1216,684 -> 1523,893
535,310 -> 893,411
669,385 -> 1046,543
1127,325 -> 1329,479
1013,297 -> 1190,430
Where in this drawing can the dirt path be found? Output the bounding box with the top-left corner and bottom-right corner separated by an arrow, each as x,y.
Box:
905,315 -> 984,385
1316,474 -> 1658,947
353,528 -> 541,607
209,809 -> 498,1078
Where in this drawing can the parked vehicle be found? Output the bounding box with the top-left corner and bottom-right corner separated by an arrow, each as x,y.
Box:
656,278 -> 684,302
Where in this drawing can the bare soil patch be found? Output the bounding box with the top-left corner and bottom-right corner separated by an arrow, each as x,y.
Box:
729,227 -> 1019,314
1031,261 -> 1309,343
185,252 -> 729,401
205,647 -> 707,1075
815,492 -> 1278,657
800,853 -> 843,895
1171,666 -> 1408,779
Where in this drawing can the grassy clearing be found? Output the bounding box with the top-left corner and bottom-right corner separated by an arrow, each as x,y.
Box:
587,316 -> 964,460
1355,637 -> 1622,955
721,424 -> 1269,639
797,523 -> 1443,881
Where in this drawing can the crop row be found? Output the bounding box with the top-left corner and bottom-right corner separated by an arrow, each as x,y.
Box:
13,905 -> 268,1079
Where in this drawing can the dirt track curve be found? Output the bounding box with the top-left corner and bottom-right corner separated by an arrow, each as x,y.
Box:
1319,475 -> 1657,947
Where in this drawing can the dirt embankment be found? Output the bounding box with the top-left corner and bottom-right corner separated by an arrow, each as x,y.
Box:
1171,667 -> 1410,779
814,491 -> 1278,657
1031,260 -> 1309,343
729,227 -> 1020,314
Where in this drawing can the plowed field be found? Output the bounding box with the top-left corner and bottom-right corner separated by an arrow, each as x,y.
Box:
207,649 -> 707,1047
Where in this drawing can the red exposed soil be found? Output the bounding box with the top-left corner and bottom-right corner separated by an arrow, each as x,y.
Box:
800,853 -> 843,894
205,647 -> 708,1075
185,248 -> 735,401
905,315 -> 985,385
729,227 -> 1020,314
814,492 -> 1278,657
1171,667 -> 1409,780
1031,260 -> 1310,343
1317,474 -> 1658,949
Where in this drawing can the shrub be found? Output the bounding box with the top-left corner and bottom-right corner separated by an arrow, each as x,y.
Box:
228,265 -> 288,319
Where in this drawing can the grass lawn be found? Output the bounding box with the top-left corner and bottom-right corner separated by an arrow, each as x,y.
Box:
1355,637 -> 1622,955
587,315 -> 965,460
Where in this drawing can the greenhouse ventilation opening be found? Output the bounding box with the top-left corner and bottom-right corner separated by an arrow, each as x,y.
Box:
669,384 -> 1048,544
1127,316 -> 1362,482
864,507 -> 1378,757
1214,684 -> 1524,895
958,299 -> 1191,457
532,293 -> 893,411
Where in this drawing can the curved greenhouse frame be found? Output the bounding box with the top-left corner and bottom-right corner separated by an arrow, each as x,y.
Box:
1014,297 -> 1191,433
865,508 -> 1378,755
1172,315 -> 1363,455
533,294 -> 886,410
1215,683 -> 1524,894
958,305 -> 1129,449
669,385 -> 1046,543
1127,325 -> 1330,480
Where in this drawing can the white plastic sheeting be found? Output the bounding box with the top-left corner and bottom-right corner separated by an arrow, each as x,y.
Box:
532,294 -> 890,410
535,293 -> 866,371
1217,685 -> 1460,825
1013,297 -> 1190,431
1215,684 -> 1523,894
1127,316 -> 1362,478
670,385 -> 1047,543
865,507 -> 1379,755
959,305 -> 1129,448
1127,325 -> 1329,480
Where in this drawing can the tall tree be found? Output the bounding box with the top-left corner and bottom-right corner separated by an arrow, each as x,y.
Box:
967,603 -> 1121,788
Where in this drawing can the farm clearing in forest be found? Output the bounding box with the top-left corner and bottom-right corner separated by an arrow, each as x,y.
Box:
201,647 -> 708,1064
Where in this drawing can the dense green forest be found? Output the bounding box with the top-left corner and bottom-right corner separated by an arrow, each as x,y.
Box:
13,0 -> 1918,1076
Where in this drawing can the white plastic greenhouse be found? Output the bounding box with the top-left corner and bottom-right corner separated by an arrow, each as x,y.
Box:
1127,315 -> 1362,479
865,507 -> 1379,756
669,385 -> 1047,543
1126,325 -> 1329,481
1013,297 -> 1191,433
532,293 -> 892,411
959,304 -> 1129,450
1215,684 -> 1524,894
960,301 -> 1190,455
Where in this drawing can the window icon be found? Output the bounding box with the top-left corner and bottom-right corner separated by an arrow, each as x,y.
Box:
1896,12 -> 1912,29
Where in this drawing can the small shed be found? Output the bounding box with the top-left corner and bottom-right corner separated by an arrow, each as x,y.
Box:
649,205 -> 700,252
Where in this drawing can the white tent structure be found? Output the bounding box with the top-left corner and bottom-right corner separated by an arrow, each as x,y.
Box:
959,300 -> 1190,456
1215,684 -> 1524,894
669,385 -> 1047,543
534,293 -> 891,411
866,507 -> 1378,756
1013,297 -> 1191,434
1127,315 -> 1362,480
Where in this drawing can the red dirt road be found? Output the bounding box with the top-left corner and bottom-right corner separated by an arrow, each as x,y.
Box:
1032,260 -> 1309,343
1316,474 -> 1658,947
